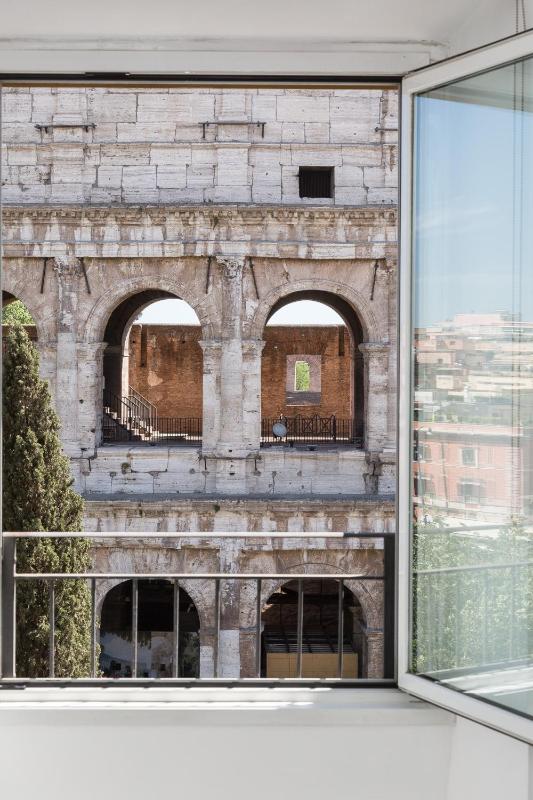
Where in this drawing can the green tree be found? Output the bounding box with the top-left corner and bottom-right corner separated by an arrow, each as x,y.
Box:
2,323 -> 92,677
2,300 -> 34,325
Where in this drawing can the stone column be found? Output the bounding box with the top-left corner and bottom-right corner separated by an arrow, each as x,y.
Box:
359,342 -> 390,453
216,256 -> 247,458
242,338 -> 265,451
53,257 -> 83,457
78,341 -> 107,450
199,340 -> 222,454
216,539 -> 241,679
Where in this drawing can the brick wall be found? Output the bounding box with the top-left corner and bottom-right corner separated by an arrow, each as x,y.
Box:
128,324 -> 353,419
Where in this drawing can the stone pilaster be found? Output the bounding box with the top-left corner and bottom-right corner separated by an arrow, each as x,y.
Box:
242,338 -> 266,451
358,342 -> 390,453
199,340 -> 222,454
78,341 -> 107,451
216,256 -> 247,457
53,257 -> 83,456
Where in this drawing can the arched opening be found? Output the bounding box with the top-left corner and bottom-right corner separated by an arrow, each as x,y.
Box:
260,578 -> 367,678
102,294 -> 203,444
2,292 -> 37,350
99,579 -> 200,678
261,292 -> 365,447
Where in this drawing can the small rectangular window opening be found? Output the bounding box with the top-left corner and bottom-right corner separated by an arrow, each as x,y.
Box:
299,167 -> 334,198
294,360 -> 311,392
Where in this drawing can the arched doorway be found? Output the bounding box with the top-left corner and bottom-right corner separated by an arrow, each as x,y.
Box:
261,291 -> 365,447
99,579 -> 200,678
101,293 -> 203,444
2,292 -> 37,341
260,578 -> 366,678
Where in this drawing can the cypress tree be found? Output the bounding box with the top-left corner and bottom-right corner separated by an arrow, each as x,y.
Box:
2,323 -> 92,677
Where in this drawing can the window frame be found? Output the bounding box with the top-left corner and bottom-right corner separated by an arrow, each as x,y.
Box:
398,29 -> 533,745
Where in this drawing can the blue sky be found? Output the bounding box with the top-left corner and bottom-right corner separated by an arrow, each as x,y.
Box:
136,299 -> 344,325
414,66 -> 533,328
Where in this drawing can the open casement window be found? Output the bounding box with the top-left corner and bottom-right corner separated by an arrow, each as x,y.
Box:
399,30 -> 533,744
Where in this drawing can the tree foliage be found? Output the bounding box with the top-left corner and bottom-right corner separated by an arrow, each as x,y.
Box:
2,300 -> 34,326
412,516 -> 533,674
2,323 -> 92,677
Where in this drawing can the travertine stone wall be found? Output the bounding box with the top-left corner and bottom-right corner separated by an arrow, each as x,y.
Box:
1,87 -> 397,206
86,499 -> 393,678
2,86 -> 397,500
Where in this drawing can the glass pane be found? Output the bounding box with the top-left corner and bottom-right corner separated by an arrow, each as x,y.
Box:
411,55 -> 533,718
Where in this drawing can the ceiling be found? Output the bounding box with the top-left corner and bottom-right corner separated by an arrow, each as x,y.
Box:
0,0 -> 528,75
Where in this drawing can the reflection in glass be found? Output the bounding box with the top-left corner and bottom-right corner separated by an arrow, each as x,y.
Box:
411,56 -> 533,717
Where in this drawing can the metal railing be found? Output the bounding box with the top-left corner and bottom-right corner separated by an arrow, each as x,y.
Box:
0,531 -> 395,686
128,385 -> 157,428
261,416 -> 362,447
103,390 -> 202,444
414,559 -> 533,676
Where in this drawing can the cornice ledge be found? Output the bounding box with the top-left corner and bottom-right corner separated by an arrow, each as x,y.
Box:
1,204 -> 398,225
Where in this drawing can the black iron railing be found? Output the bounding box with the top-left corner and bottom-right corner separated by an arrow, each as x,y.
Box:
0,532 -> 395,684
261,415 -> 362,447
102,389 -> 202,444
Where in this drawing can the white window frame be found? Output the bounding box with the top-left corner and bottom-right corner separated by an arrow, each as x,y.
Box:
398,29 -> 533,745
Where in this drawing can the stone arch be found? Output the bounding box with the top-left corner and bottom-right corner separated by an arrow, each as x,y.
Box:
239,561 -> 381,632
1,287 -> 51,343
248,278 -> 383,343
252,282 -> 381,444
98,576 -> 202,678
84,275 -> 208,439
84,273 -> 213,346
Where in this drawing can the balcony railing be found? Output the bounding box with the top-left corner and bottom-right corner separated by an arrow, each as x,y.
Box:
261,416 -> 361,447
101,404 -> 362,448
0,532 -> 395,686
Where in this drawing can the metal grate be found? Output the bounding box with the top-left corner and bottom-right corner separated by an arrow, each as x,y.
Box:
298,166 -> 334,198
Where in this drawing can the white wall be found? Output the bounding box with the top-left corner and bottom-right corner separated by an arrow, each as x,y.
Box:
0,688 -> 531,800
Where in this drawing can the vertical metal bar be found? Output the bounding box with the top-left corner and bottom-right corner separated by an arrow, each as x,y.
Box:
255,578 -> 262,678
296,578 -> 304,678
132,578 -> 138,678
214,578 -> 221,678
482,570 -> 488,664
173,579 -> 180,679
90,578 -> 96,678
455,576 -> 461,667
48,580 -> 55,679
1,537 -> 17,678
510,565 -> 516,659
337,579 -> 344,678
383,533 -> 396,679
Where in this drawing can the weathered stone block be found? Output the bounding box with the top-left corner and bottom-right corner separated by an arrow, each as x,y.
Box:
101,144 -> 150,165
216,148 -> 249,186
290,146 -> 342,166
3,124 -> 41,144
186,166 -> 215,188
118,123 -> 176,143
156,165 -> 187,189
277,95 -> 329,123
87,91 -> 137,123
281,123 -> 304,142
122,166 -> 157,190
97,166 -> 123,188
6,145 -> 37,165
2,93 -> 32,123
341,145 -> 382,167
150,145 -> 191,165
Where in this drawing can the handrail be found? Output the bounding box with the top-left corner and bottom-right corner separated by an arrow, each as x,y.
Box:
1,531 -> 394,682
2,531 -> 392,539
